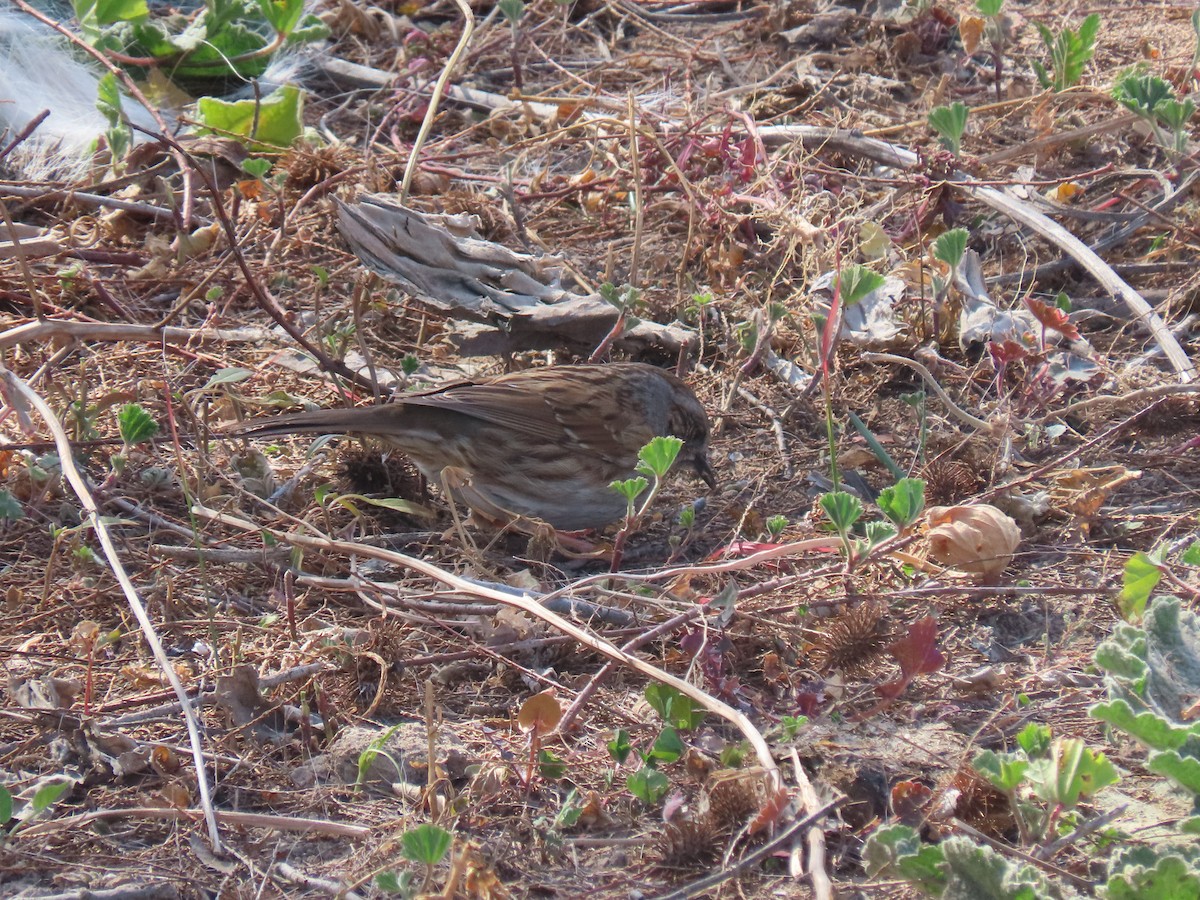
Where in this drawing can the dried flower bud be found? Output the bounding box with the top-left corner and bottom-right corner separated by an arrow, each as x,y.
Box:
926,504 -> 1021,583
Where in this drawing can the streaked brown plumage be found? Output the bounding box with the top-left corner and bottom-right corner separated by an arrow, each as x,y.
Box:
227,363 -> 715,530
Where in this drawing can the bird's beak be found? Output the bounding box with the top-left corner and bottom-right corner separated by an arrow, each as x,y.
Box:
695,456 -> 717,490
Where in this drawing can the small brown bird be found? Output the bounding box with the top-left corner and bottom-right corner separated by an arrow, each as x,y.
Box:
229,363 -> 715,530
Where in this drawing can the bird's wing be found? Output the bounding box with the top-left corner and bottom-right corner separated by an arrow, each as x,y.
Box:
401,368 -> 653,463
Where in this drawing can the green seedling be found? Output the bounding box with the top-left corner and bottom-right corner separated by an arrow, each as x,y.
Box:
608,435 -> 684,570
354,724 -> 403,794
1033,13 -> 1100,92
1113,69 -> 1195,159
928,102 -> 969,155
866,723 -> 1120,897
627,765 -> 670,805
95,73 -> 131,172
877,478 -> 926,533
0,490 -> 23,523
819,490 -> 863,556
401,823 -> 453,893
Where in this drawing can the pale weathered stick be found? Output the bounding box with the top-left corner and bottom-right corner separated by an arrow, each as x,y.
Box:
759,125 -> 1197,384
0,319 -> 272,350
193,505 -> 786,802
18,807 -> 369,840
0,363 -> 222,851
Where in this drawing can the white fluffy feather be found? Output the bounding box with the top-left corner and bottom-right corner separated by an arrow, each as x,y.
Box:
0,1 -> 313,181
0,2 -> 158,179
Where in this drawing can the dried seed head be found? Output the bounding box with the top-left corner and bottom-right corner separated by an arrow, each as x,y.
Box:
340,447 -> 424,499
936,767 -> 1014,838
810,601 -> 889,676
923,458 -> 981,506
705,768 -> 768,830
654,812 -> 721,871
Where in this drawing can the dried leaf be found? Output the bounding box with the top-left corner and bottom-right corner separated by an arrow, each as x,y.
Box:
927,504 -> 1021,583
517,690 -> 562,737
959,15 -> 985,55
748,783 -> 789,834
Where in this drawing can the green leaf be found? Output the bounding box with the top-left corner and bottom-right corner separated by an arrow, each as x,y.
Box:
1038,13 -> 1100,91
928,103 -> 970,155
1181,540 -> 1200,566
31,779 -> 72,814
645,727 -> 685,765
117,404 -> 158,445
836,265 -> 887,306
1147,751 -> 1200,796
862,824 -> 947,894
972,749 -> 1028,793
537,749 -> 567,780
0,489 -> 24,521
497,0 -> 524,23
609,477 -> 649,503
636,436 -> 683,479
819,491 -> 863,535
400,823 -> 453,866
201,367 -> 254,389
255,0 -> 305,35
846,411 -> 905,480
241,157 -> 272,179
76,0 -> 148,27
863,520 -> 896,551
940,835 -> 1060,899
898,845 -> 953,896
0,785 -> 12,825
1119,551 -> 1163,621
644,684 -> 704,730
877,478 -> 926,529
1113,70 -> 1176,120
375,870 -> 408,893
95,73 -> 124,127
1016,722 -> 1052,759
975,0 -> 1002,15
1025,738 -> 1118,809
1105,851 -> 1200,899
626,766 -> 669,805
1090,699 -> 1193,751
196,85 -> 305,152
1156,98 -> 1195,132
933,228 -> 970,269
606,729 -> 632,765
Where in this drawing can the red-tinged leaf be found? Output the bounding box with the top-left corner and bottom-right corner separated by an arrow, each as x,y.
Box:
888,616 -> 945,681
891,779 -> 933,825
1025,295 -> 1081,341
988,339 -> 1029,367
748,784 -> 790,834
737,137 -> 758,181
795,691 -> 823,717
877,676 -> 910,700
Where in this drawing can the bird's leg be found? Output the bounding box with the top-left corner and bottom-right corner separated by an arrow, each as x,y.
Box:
438,467 -> 610,559
437,466 -> 482,557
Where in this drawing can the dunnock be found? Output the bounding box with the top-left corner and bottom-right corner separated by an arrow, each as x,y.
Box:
228,363 -> 715,530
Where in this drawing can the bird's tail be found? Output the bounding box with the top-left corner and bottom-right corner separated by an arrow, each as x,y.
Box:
225,405 -> 401,440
